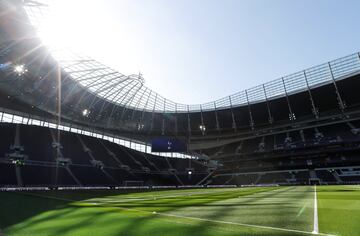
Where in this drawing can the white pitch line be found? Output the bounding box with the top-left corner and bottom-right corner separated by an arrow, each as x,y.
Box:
16,188 -> 335,236
156,212 -> 334,236
82,188 -> 251,204
312,185 -> 319,235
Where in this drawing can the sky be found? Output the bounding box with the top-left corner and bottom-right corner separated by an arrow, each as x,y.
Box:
39,0 -> 360,105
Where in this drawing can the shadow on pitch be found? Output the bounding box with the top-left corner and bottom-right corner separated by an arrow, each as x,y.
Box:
0,187 -> 310,236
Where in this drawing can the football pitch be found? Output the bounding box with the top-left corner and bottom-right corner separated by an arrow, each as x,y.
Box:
0,185 -> 359,236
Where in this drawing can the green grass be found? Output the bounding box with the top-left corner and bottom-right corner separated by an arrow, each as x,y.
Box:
0,185 -> 358,235
317,185 -> 360,236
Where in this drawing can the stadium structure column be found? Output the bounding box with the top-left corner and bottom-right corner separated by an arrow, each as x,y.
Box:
281,77 -> 296,122
228,96 -> 237,132
13,124 -> 23,187
149,94 -> 158,134
55,62 -> 62,186
262,84 -> 273,124
174,103 -> 178,136
161,115 -> 165,135
45,64 -> 66,105
303,70 -> 319,119
213,102 -> 221,132
161,100 -> 166,135
200,105 -> 205,135
139,90 -> 152,133
187,105 -> 191,137
328,62 -> 346,112
244,90 -> 255,130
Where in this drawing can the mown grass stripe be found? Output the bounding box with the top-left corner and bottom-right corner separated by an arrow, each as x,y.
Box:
155,211 -> 334,236
12,187 -> 331,235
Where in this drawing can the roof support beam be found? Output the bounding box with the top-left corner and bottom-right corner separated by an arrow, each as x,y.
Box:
304,70 -> 319,119
328,62 -> 346,112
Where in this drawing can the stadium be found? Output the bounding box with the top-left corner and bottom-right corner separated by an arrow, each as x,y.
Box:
0,0 -> 360,235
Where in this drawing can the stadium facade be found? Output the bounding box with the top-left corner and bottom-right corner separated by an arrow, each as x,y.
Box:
0,0 -> 360,187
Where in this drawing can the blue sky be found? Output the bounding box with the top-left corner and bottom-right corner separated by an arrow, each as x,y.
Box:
43,0 -> 360,104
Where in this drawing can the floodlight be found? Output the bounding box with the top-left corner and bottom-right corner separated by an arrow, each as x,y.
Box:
82,109 -> 90,117
14,64 -> 27,76
199,125 -> 206,132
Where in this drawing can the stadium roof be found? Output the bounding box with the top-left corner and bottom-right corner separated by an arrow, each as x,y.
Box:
24,1 -> 360,113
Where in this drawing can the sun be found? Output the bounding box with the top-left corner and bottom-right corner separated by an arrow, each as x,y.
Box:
36,0 -> 93,50
34,0 -> 118,54
28,0 -> 137,76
